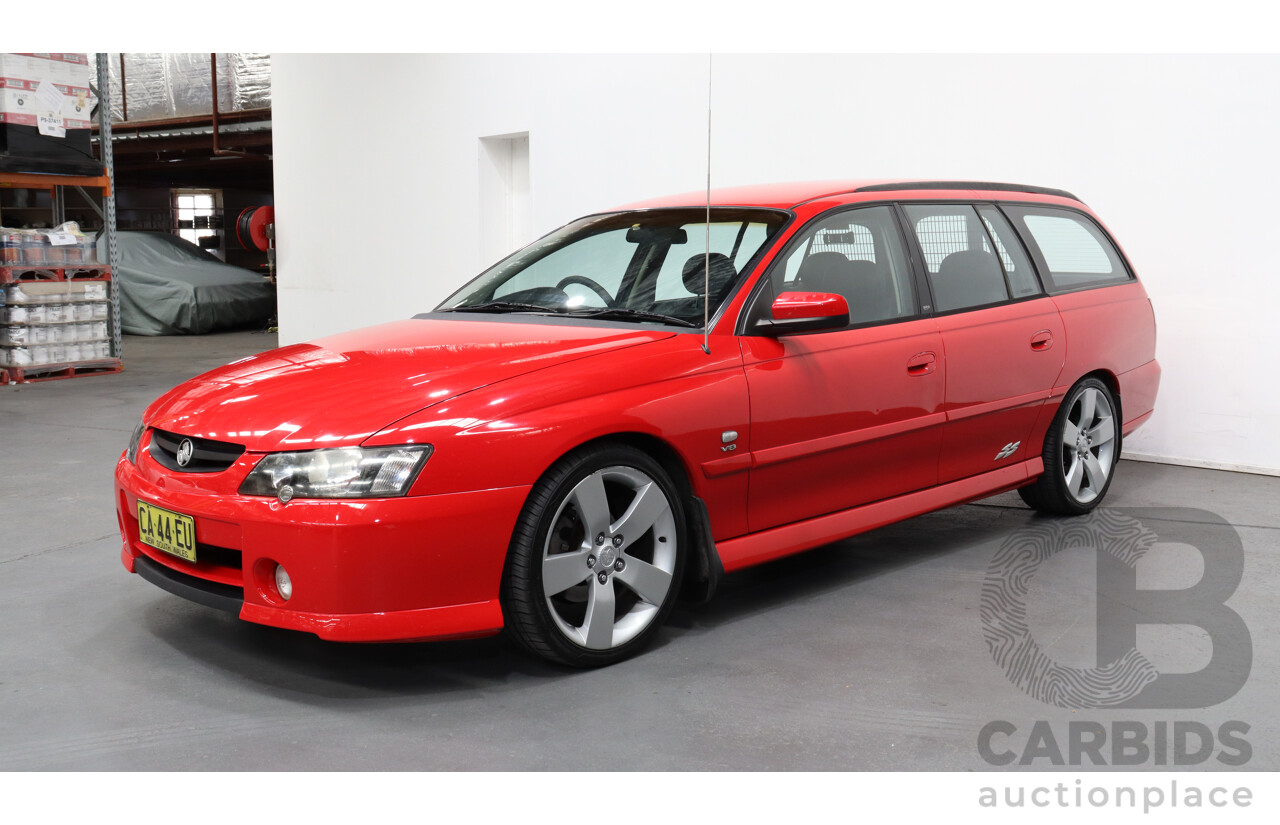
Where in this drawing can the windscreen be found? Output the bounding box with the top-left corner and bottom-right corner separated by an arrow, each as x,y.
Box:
438,208 -> 789,327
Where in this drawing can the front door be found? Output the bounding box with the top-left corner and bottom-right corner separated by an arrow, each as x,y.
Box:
740,205 -> 946,532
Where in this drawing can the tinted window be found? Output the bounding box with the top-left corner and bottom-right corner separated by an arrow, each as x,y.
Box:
1002,205 -> 1131,293
976,205 -> 1041,299
903,204 -> 1010,312
770,205 -> 916,326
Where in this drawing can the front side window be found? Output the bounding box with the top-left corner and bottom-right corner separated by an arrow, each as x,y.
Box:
766,205 -> 916,327
439,208 -> 788,327
1002,205 -> 1131,293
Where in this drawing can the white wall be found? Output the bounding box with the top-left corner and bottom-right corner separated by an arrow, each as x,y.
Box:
271,54 -> 708,341
272,54 -> 1280,475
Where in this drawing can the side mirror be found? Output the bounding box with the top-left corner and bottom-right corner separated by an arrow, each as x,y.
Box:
756,291 -> 849,335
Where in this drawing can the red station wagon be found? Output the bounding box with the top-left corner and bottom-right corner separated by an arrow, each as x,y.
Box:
115,181 -> 1160,666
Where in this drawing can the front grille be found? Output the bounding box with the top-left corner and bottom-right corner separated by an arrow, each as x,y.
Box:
149,428 -> 245,473
133,534 -> 242,574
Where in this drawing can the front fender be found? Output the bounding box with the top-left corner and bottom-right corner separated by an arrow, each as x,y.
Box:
365,333 -> 754,540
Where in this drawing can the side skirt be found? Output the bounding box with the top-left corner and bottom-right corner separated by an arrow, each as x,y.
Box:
716,458 -> 1043,573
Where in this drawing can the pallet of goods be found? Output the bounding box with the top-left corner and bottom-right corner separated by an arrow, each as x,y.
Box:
1,222 -> 119,383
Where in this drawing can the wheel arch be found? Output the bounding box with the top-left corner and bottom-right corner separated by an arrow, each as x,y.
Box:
509,430 -> 723,606
1072,368 -> 1123,428
1019,369 -> 1125,515
1026,368 -> 1124,483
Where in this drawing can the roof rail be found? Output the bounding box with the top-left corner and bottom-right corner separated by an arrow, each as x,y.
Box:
853,181 -> 1082,202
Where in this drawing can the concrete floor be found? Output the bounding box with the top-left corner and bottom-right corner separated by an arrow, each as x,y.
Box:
1,330 -> 1276,771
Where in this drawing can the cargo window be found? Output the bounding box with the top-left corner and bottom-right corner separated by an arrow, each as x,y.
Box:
977,205 -> 1041,298
1002,205 -> 1131,293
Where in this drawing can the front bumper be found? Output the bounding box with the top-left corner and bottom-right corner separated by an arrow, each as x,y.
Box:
115,450 -> 530,642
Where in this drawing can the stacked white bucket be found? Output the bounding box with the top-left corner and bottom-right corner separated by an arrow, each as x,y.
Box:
0,280 -> 111,367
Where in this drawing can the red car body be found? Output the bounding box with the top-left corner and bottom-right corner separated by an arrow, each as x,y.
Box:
114,181 -> 1159,658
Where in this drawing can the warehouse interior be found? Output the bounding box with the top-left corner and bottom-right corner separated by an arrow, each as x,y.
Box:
3,45 -> 1278,801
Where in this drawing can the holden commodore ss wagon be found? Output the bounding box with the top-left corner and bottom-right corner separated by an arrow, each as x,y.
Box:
115,180 -> 1160,667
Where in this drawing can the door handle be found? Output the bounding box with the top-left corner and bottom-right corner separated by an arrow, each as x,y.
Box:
1030,330 -> 1054,351
906,351 -> 937,375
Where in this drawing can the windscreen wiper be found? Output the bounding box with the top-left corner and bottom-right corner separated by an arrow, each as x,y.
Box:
443,303 -> 698,328
442,301 -> 559,314
565,307 -> 698,327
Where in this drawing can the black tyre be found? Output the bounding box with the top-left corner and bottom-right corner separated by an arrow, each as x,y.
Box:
501,443 -> 687,667
1019,377 -> 1121,515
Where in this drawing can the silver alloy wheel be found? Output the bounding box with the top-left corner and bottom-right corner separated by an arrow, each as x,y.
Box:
541,465 -> 678,650
1060,386 -> 1117,504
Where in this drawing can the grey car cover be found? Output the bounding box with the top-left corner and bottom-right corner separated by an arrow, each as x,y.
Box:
97,231 -> 275,335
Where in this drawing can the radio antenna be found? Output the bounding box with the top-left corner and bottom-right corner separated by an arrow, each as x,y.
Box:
702,53 -> 712,355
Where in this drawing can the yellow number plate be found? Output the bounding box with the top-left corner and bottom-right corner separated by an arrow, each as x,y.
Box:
137,500 -> 197,563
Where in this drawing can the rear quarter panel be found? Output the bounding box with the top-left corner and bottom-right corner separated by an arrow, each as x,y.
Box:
1052,281 -> 1158,426
1024,280 -> 1159,465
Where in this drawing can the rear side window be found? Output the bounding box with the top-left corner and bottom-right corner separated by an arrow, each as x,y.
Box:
903,204 -> 1010,312
1002,205 -> 1131,293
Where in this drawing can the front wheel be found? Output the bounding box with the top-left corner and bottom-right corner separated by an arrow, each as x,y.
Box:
1019,377 -> 1120,515
502,444 -> 686,667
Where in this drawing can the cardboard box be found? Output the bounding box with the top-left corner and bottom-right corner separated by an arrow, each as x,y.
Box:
0,54 -> 92,127
0,53 -> 101,175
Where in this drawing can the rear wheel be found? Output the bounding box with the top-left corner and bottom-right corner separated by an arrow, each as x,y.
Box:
1019,377 -> 1120,515
502,444 -> 686,667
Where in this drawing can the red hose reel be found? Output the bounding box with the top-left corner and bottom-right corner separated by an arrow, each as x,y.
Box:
235,205 -> 274,252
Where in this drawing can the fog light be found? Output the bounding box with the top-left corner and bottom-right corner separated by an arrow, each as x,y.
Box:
274,564 -> 293,601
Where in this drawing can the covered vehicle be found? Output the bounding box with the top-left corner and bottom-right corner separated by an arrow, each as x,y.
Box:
98,231 -> 275,335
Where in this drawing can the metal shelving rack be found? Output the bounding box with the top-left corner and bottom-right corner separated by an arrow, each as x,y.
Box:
95,52 -> 122,364
0,54 -> 123,384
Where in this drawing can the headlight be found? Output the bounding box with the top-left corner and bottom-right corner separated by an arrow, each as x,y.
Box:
238,445 -> 432,499
126,421 -> 145,465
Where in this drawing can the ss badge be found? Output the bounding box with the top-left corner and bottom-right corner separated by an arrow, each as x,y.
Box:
994,441 -> 1021,460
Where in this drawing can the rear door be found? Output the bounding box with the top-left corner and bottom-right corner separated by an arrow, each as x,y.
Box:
899,202 -> 1065,483
740,205 -> 946,532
